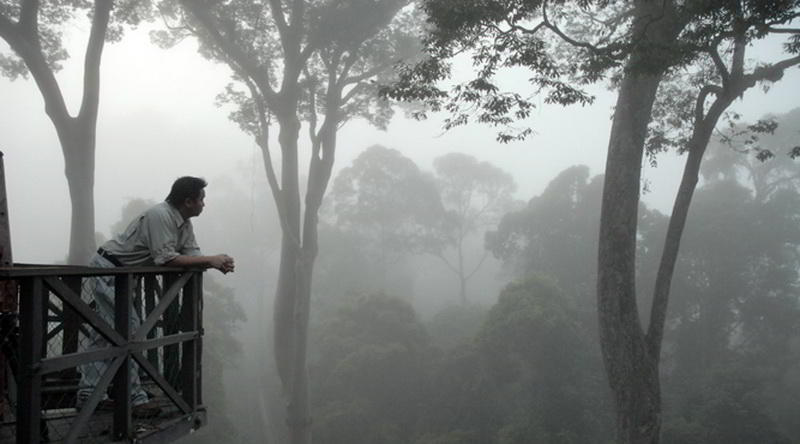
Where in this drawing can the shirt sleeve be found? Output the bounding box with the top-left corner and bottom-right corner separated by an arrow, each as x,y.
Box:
142,208 -> 181,266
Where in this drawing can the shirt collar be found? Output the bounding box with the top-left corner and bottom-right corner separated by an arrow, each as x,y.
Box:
164,201 -> 188,228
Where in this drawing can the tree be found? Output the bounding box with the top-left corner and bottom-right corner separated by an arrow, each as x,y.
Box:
487,165 -> 601,306
700,108 -> 800,201
326,144 -> 448,292
385,1 -> 800,441
431,152 -> 516,303
417,276 -> 613,444
154,2 -> 420,441
0,0 -> 150,265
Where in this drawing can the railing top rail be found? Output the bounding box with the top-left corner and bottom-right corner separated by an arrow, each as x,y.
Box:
0,263 -> 205,278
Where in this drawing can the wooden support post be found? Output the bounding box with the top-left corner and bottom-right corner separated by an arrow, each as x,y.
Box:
113,273 -> 133,441
0,151 -> 16,420
61,276 -> 81,380
180,272 -> 199,409
18,277 -> 44,444
196,273 -> 204,406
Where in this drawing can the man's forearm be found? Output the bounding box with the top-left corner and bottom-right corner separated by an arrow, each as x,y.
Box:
166,254 -> 235,273
165,255 -> 214,268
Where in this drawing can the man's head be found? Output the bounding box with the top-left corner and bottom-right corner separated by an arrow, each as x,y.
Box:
166,176 -> 207,218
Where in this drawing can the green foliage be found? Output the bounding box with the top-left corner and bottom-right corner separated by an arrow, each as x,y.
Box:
702,108 -> 800,200
663,365 -> 792,444
486,165 -> 602,307
426,303 -> 488,350
385,0 -> 800,149
327,144 -> 450,258
422,276 -> 612,444
433,152 -> 517,240
310,293 -> 432,444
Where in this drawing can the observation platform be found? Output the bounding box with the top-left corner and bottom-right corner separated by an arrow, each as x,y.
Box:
0,264 -> 207,443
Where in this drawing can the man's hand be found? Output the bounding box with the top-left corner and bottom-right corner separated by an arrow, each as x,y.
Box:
209,254 -> 235,274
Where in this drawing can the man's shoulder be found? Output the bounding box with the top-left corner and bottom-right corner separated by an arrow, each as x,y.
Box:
143,202 -> 183,228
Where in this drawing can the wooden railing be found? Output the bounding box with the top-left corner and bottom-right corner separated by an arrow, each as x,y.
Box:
0,264 -> 206,444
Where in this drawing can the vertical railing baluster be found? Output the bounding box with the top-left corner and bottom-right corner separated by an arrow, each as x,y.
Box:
18,277 -> 43,444
61,276 -> 81,384
113,273 -> 133,440
163,273 -> 180,388
144,274 -> 159,370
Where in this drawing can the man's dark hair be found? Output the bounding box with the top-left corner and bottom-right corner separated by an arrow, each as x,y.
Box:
166,176 -> 207,206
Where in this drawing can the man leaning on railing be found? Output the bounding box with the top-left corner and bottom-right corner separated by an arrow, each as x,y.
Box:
76,176 -> 235,418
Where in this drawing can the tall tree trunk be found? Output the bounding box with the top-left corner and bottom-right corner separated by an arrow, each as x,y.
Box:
597,3 -> 680,441
597,67 -> 664,444
62,131 -> 96,265
271,108 -> 313,444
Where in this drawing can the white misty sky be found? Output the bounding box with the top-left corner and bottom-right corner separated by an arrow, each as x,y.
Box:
0,23 -> 798,263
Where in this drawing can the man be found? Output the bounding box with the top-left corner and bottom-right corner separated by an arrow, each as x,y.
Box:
77,176 -> 234,418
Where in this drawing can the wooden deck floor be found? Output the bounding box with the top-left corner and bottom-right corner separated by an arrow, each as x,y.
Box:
0,393 -> 206,443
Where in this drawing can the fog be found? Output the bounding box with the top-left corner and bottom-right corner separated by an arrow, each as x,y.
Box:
2,6 -> 800,444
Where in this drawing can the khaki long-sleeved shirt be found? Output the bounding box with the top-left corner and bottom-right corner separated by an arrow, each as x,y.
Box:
100,201 -> 201,266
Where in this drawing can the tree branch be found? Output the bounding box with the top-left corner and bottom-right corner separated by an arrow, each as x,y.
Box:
646,92 -> 734,357
343,58 -> 397,86
341,82 -> 366,104
243,76 -> 302,250
742,54 -> 800,87
504,20 -> 547,36
304,69 -> 320,149
18,0 -> 39,34
693,84 -> 722,125
0,13 -> 70,127
465,250 -> 490,281
180,0 -> 279,104
267,0 -> 289,40
433,251 -> 460,276
766,27 -> 800,34
707,36 -> 730,88
541,0 -> 622,57
78,0 -> 112,123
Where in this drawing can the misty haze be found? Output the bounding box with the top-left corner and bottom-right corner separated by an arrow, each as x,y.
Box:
1,1 -> 799,444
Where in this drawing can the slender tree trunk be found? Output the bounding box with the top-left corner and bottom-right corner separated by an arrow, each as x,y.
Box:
288,258 -> 312,444
457,239 -> 466,304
